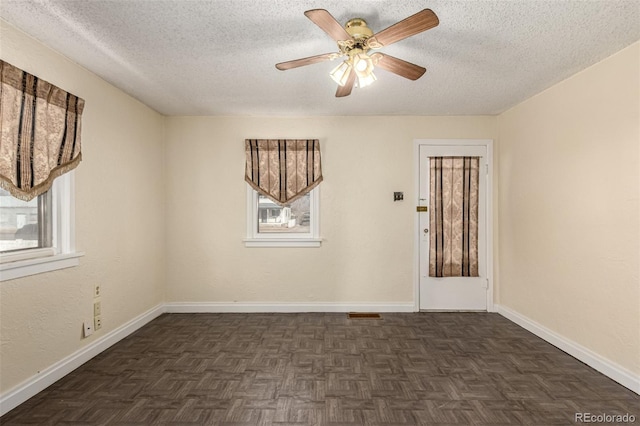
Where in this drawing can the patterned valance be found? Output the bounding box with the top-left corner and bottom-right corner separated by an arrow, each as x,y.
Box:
0,60 -> 84,201
245,139 -> 322,205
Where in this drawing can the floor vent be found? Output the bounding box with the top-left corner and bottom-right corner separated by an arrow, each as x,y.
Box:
347,313 -> 382,319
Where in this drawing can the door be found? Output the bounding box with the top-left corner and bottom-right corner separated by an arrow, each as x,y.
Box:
419,144 -> 488,310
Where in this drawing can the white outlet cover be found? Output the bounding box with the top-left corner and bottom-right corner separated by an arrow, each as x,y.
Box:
83,321 -> 94,337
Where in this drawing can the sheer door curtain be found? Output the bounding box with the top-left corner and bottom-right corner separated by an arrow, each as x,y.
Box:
429,157 -> 480,277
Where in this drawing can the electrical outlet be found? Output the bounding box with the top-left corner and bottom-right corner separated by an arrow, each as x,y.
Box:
94,301 -> 101,316
94,284 -> 101,298
83,321 -> 94,337
94,316 -> 102,330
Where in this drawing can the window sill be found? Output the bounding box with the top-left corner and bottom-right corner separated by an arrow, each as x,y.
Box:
243,238 -> 322,248
0,252 -> 84,282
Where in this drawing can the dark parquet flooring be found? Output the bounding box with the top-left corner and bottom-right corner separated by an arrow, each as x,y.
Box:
1,313 -> 638,425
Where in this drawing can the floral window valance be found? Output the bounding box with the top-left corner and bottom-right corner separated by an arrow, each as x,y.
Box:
245,139 -> 322,205
0,60 -> 84,201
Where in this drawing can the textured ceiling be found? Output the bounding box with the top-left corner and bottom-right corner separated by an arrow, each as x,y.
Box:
1,0 -> 638,116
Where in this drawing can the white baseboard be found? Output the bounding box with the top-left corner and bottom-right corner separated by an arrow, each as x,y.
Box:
496,304 -> 640,395
0,304 -> 165,417
164,302 -> 416,313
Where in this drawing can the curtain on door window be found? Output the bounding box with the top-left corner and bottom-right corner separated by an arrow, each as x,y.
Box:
429,157 -> 479,277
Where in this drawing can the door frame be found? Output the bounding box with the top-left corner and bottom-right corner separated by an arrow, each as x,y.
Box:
413,139 -> 495,312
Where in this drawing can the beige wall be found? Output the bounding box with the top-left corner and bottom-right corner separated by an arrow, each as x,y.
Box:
164,116 -> 497,304
0,21 -> 166,393
2,13 -> 638,404
497,42 -> 640,374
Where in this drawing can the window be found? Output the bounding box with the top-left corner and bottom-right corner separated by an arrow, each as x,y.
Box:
0,189 -> 51,253
0,173 -> 81,281
245,186 -> 321,247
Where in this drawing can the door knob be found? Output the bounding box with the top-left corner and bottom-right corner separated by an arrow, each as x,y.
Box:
424,228 -> 429,233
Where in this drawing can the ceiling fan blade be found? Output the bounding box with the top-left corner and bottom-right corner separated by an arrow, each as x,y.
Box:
335,69 -> 356,97
276,53 -> 337,70
304,9 -> 351,42
370,9 -> 439,47
373,53 -> 426,80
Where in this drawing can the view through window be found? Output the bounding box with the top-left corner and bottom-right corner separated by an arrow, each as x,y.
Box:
258,192 -> 310,234
0,188 -> 51,253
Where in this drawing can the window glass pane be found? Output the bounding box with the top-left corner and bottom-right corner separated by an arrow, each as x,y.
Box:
257,192 -> 310,234
0,188 -> 41,252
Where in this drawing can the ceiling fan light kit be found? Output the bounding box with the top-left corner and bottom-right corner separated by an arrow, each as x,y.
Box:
330,49 -> 377,88
276,9 -> 439,97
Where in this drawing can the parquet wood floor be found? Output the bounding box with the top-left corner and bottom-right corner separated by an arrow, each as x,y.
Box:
1,313 -> 638,425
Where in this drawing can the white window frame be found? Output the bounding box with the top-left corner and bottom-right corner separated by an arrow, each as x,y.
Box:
244,185 -> 322,248
0,172 -> 83,281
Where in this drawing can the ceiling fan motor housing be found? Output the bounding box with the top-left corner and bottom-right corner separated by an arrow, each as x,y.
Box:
345,18 -> 373,41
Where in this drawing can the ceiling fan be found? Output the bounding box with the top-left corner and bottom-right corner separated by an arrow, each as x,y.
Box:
275,9 -> 439,97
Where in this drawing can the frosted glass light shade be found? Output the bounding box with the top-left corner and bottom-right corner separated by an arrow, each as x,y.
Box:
356,71 -> 377,88
330,61 -> 352,86
353,52 -> 374,75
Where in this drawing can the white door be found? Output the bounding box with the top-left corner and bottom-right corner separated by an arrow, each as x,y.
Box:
419,144 -> 488,310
